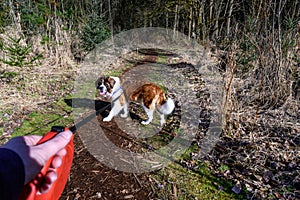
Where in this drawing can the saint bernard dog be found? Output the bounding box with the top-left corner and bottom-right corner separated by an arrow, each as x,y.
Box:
96,76 -> 175,126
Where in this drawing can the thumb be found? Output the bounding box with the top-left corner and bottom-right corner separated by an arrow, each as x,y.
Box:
35,130 -> 73,165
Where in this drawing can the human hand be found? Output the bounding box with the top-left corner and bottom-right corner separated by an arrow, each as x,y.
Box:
2,130 -> 72,194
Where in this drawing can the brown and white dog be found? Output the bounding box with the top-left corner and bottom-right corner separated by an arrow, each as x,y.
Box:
96,76 -> 175,125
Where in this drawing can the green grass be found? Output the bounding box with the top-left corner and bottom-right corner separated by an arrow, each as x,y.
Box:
10,98 -> 73,138
151,161 -> 243,200
0,109 -> 12,136
219,164 -> 230,172
106,69 -> 123,77
137,123 -> 243,199
156,55 -> 168,64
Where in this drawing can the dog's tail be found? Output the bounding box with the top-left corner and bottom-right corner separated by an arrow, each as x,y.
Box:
158,98 -> 175,115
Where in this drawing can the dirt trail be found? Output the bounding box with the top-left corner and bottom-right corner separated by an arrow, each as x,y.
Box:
61,52 -> 161,199
61,133 -> 155,199
61,48 -> 210,199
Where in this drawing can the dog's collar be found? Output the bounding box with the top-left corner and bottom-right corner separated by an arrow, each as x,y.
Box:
112,86 -> 122,97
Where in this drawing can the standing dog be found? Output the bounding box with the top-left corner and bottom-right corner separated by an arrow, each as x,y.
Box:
96,76 -> 175,125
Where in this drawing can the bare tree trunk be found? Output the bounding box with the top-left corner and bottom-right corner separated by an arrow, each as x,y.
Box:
54,2 -> 60,65
272,0 -> 277,46
188,5 -> 193,39
144,12 -> 148,27
277,0 -> 288,74
209,0 -> 213,21
8,0 -> 23,37
264,0 -> 272,32
213,0 -> 222,39
166,12 -> 169,29
192,10 -> 196,38
201,0 -> 207,41
173,4 -> 178,38
226,0 -> 234,36
255,0 -> 263,26
108,0 -> 114,47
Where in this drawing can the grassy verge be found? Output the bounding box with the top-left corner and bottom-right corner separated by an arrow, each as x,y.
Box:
151,159 -> 243,199
144,134 -> 244,199
10,98 -> 73,138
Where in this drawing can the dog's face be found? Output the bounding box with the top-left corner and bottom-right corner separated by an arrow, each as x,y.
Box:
96,76 -> 116,98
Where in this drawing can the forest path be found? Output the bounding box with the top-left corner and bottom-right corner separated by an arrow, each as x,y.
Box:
62,48 -> 214,199
62,50 -> 180,199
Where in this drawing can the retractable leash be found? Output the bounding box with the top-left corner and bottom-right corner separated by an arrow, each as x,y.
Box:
19,102 -> 113,200
19,126 -> 74,200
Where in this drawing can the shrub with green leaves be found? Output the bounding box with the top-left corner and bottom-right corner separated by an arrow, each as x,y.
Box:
79,16 -> 111,52
0,36 -> 42,68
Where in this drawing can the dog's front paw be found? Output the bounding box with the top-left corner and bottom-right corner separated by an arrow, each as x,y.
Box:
103,117 -> 112,122
120,113 -> 128,118
141,120 -> 150,125
160,119 -> 166,126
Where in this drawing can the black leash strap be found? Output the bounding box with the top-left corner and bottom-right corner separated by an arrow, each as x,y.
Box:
69,91 -> 124,133
69,103 -> 110,133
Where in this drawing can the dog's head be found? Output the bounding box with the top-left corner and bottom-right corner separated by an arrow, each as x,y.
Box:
96,76 -> 118,98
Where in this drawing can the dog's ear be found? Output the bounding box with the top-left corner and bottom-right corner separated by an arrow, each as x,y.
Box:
107,77 -> 116,88
95,77 -> 103,88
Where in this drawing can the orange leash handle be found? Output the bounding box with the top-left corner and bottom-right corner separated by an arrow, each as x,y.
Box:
19,127 -> 74,200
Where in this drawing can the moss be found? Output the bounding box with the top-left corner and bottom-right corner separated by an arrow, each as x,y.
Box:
11,98 -> 73,138
152,161 -> 243,199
